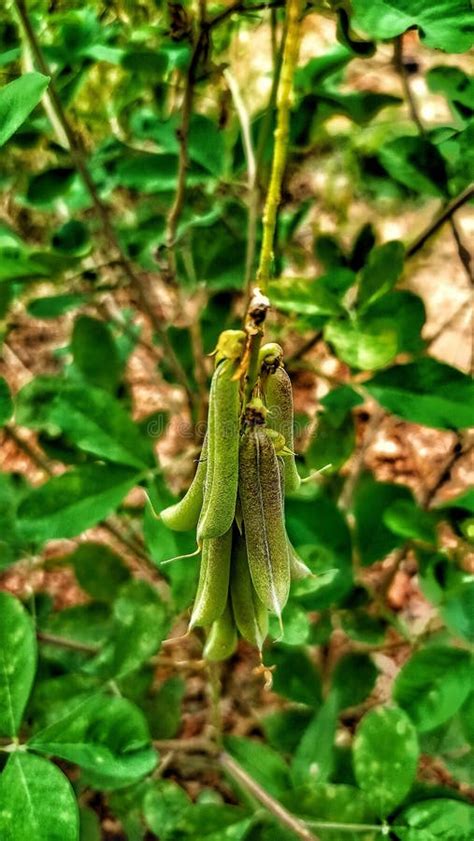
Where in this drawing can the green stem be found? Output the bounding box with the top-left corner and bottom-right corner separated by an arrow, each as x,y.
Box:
256,0 -> 302,293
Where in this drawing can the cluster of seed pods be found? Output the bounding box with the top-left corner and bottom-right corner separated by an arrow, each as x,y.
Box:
160,331 -> 310,660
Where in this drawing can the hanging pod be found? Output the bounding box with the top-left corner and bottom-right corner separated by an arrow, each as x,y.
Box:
189,526 -> 233,629
160,435 -> 208,532
203,601 -> 238,662
239,424 -> 290,618
262,364 -> 301,493
230,529 -> 268,650
197,357 -> 241,542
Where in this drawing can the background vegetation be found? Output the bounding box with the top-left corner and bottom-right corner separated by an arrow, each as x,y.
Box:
0,1 -> 473,839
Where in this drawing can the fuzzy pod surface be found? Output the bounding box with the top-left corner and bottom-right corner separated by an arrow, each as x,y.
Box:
190,526 -> 233,629
198,358 -> 240,542
239,425 -> 290,617
230,530 -> 268,650
160,435 -> 208,532
203,601 -> 238,661
262,365 -> 301,493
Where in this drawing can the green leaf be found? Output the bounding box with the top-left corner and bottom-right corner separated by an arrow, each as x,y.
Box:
353,706 -> 419,816
379,137 -> 448,196
79,807 -> 101,841
27,294 -> 86,319
358,241 -> 405,309
287,493 -> 353,607
365,290 -> 426,355
291,692 -> 339,787
0,377 -> 13,425
394,798 -> 473,841
354,475 -> 413,565
0,73 -> 49,147
30,694 -> 157,789
383,499 -> 437,543
393,646 -> 473,731
284,784 -> 377,841
364,358 -> 474,429
319,385 -> 364,426
264,645 -> 322,707
143,780 -> 191,838
17,464 -> 140,542
332,654 -> 378,711
52,220 -> 91,256
188,114 -> 225,176
17,377 -> 154,468
224,735 -> 291,799
66,543 -> 131,602
27,167 -> 77,206
86,580 -> 169,678
324,314 -> 398,370
0,246 -> 50,283
269,274 -> 346,317
269,602 -> 310,646
0,593 -> 36,737
352,0 -> 474,53
427,66 -> 474,124
0,753 -> 78,841
262,708 -> 313,754
144,676 -> 185,739
71,316 -> 121,392
306,411 -> 355,473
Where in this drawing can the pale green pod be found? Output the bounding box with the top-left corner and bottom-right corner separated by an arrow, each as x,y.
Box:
230,531 -> 268,650
198,358 -> 240,542
189,526 -> 232,629
160,435 -> 208,532
239,426 -> 290,617
203,601 -> 238,662
263,366 -> 301,493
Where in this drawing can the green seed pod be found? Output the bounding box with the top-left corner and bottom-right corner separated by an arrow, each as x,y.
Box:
203,601 -> 238,661
198,358 -> 240,542
230,530 -> 268,650
239,426 -> 290,617
214,329 -> 247,364
258,342 -> 284,374
262,366 -> 301,493
160,435 -> 208,532
189,526 -> 232,629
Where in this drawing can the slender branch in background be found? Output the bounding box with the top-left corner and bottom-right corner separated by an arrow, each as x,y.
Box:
394,36 -> 424,134
165,0 -> 208,274
13,0 -> 194,413
394,36 -> 473,283
3,425 -> 53,476
220,751 -> 321,841
256,0 -> 302,294
223,68 -> 258,291
406,183 -> 474,256
37,631 -> 99,655
207,0 -> 286,30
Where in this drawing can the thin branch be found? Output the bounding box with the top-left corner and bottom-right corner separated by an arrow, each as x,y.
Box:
220,751 -> 320,841
256,0 -> 302,293
37,631 -> 99,654
223,67 -> 258,291
394,36 -> 473,284
165,1 -> 208,271
3,425 -> 53,476
13,0 -> 194,412
207,0 -> 285,31
393,37 -> 424,134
